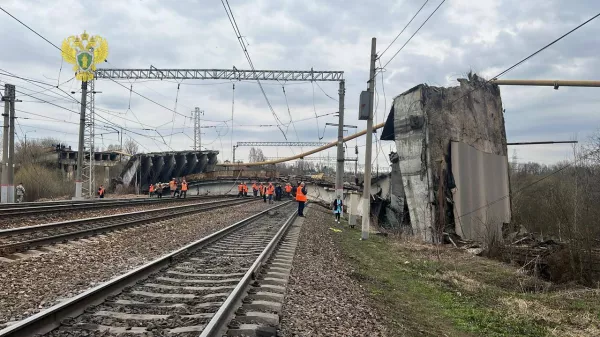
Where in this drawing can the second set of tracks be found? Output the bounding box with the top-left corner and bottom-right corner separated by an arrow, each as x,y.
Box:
0,197 -> 256,256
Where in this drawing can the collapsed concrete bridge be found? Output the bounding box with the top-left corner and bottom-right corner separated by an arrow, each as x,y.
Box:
380,74 -> 511,243
117,150 -> 219,190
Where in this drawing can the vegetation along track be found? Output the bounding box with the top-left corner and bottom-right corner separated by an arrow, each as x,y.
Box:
0,195 -> 226,217
0,201 -> 297,337
0,198 -> 256,256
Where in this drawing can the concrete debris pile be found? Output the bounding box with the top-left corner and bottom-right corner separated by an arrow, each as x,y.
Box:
380,73 -> 511,243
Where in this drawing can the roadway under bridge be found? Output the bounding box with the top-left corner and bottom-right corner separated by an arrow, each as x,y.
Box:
117,150 -> 219,189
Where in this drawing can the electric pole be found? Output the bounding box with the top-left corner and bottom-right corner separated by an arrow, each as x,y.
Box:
361,37 -> 377,240
355,145 -> 359,180
1,84 -> 14,203
335,80 -> 346,199
7,85 -> 18,203
74,81 -> 88,200
193,107 -> 203,151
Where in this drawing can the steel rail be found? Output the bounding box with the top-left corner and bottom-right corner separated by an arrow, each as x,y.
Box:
200,201 -> 297,336
0,201 -> 292,337
0,195 -> 226,216
0,198 -> 256,255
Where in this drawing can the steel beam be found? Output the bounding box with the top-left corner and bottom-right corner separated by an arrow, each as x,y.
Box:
95,68 -> 344,81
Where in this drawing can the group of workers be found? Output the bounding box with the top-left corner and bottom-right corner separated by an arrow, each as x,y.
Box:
236,181 -> 308,217
237,181 -> 295,204
148,178 -> 188,198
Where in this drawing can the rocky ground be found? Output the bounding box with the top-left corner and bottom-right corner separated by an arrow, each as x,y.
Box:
0,200 -> 274,327
279,204 -> 388,337
0,197 -> 228,229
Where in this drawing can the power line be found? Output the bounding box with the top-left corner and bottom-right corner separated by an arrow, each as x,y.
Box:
311,82 -> 323,140
282,85 -> 302,152
106,78 -> 189,118
377,0 -> 446,78
314,81 -> 338,102
0,6 -> 61,51
457,146 -> 600,220
0,4 -> 191,125
447,11 -> 600,108
378,0 -> 429,60
495,13 -> 600,79
220,0 -> 288,142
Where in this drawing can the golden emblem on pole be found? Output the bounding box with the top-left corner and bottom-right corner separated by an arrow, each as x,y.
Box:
61,31 -> 109,82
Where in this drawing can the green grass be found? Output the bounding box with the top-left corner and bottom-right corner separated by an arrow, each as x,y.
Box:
329,220 -> 600,337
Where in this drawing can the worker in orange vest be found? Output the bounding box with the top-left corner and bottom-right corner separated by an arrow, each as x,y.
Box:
169,178 -> 177,198
296,182 -> 307,217
98,185 -> 105,199
284,183 -> 292,198
242,182 -> 248,197
266,182 -> 275,204
149,184 -> 155,198
181,179 -> 188,199
237,182 -> 244,198
252,182 -> 258,197
258,183 -> 265,202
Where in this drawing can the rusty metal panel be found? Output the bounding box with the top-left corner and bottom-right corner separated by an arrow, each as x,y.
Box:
451,141 -> 511,242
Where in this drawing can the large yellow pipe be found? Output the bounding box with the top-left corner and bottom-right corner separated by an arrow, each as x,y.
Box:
492,79 -> 600,87
219,122 -> 386,167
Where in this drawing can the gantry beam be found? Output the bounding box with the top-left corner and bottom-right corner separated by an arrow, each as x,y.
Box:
237,141 -> 328,147
220,123 -> 386,167
95,68 -> 344,81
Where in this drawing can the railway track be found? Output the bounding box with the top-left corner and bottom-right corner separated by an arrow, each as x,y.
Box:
0,195 -> 229,217
0,201 -> 298,337
0,198 -> 256,256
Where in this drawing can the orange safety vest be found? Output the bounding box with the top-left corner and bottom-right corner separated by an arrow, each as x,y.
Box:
259,185 -> 264,194
285,185 -> 292,193
149,185 -> 154,192
238,184 -> 244,192
296,186 -> 307,202
252,183 -> 258,191
242,184 -> 248,192
266,185 -> 275,195
181,182 -> 188,191
169,181 -> 176,190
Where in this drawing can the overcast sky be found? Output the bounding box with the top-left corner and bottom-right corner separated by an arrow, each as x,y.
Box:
1,0 -> 599,167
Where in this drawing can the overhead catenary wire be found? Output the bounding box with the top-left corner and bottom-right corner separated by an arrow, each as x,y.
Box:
374,0 -> 446,81
446,11 -> 600,109
0,6 -> 62,51
281,84 -> 301,153
378,0 -> 430,60
220,0 -> 289,143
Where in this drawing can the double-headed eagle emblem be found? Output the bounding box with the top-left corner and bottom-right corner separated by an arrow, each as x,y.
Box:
61,31 -> 109,82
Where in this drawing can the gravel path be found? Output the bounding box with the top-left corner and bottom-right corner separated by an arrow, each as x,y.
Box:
0,197 -> 228,229
0,200 -> 273,327
279,205 -> 388,337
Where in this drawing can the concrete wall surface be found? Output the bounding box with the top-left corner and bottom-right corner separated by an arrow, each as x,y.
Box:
391,75 -> 509,242
451,141 -> 510,242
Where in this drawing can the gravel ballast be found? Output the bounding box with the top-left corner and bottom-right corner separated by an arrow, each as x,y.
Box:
0,197 -> 229,229
279,205 -> 388,336
0,199 -> 274,327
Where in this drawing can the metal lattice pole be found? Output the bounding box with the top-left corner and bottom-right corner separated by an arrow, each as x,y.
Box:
193,107 -> 203,151
82,80 -> 95,198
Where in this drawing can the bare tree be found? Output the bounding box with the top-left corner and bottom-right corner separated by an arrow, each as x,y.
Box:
106,144 -> 121,151
255,148 -> 265,162
123,138 -> 139,155
248,147 -> 265,162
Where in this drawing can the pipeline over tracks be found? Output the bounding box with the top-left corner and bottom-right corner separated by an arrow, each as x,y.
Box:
0,195 -> 232,217
0,198 -> 256,256
0,201 -> 297,337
